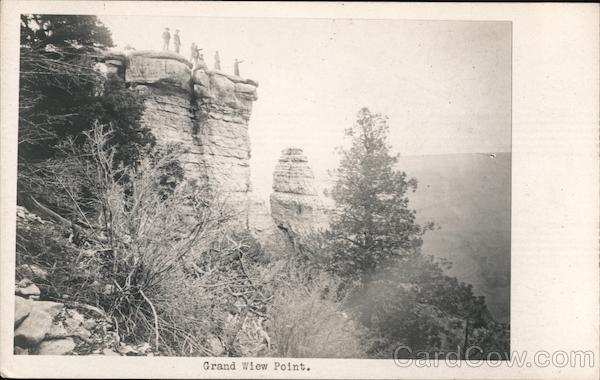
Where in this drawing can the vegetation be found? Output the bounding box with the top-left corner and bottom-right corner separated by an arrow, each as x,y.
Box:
327,108 -> 433,283
325,107 -> 509,358
18,14 -> 153,218
15,15 -> 508,358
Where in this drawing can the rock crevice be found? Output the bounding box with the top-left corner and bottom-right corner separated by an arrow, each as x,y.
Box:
102,50 -> 259,214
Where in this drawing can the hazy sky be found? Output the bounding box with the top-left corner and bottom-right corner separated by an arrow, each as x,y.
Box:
98,16 -> 511,197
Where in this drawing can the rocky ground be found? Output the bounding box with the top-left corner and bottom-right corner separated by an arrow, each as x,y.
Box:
14,275 -> 153,356
13,207 -> 152,356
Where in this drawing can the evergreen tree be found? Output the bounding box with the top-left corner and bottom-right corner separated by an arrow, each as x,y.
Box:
327,107 -> 508,358
327,107 -> 431,283
20,14 -> 113,49
17,14 -> 153,216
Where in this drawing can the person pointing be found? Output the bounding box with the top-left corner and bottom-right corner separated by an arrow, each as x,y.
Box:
234,58 -> 244,76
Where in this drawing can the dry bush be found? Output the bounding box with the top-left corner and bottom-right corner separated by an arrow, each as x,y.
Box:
267,270 -> 366,358
153,229 -> 276,356
17,123 -> 282,356
88,126 -> 280,356
17,123 -> 367,357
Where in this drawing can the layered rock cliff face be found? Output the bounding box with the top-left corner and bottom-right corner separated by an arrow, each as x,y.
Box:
192,66 -> 258,203
101,51 -> 326,253
103,50 -> 258,212
270,148 -> 328,239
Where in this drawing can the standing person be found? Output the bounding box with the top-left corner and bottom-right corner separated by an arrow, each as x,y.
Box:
190,42 -> 199,66
234,58 -> 244,77
214,50 -> 221,70
162,27 -> 171,51
197,52 -> 207,70
173,29 -> 181,54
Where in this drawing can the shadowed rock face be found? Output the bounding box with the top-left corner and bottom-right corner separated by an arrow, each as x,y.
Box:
247,196 -> 291,258
102,50 -> 259,214
270,148 -> 328,238
99,51 -> 324,257
192,68 -> 258,204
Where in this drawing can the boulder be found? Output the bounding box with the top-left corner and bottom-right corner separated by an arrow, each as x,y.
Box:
45,323 -> 68,339
15,283 -> 40,299
14,309 -> 53,347
37,338 -> 76,355
32,301 -> 64,318
14,296 -> 32,327
45,309 -> 92,342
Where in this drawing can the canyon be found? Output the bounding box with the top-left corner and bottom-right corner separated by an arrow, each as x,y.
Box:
99,50 -> 509,322
100,50 -> 324,252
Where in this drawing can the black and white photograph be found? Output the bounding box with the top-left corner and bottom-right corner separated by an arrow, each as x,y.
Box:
1,2 -> 598,379
13,12 -> 512,359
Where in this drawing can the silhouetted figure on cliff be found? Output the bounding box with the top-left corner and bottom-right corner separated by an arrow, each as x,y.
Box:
197,52 -> 208,70
190,42 -> 199,65
214,51 -> 221,70
162,28 -> 171,51
234,59 -> 244,77
173,29 -> 181,54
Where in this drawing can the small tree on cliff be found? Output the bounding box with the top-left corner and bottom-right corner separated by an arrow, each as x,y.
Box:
327,107 -> 432,283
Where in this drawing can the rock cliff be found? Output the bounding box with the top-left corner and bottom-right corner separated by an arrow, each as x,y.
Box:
102,50 -> 258,214
270,148 -> 328,239
192,67 -> 258,205
100,51 -> 326,254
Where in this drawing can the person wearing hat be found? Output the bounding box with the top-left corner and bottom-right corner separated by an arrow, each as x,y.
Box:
162,27 -> 171,51
173,29 -> 181,54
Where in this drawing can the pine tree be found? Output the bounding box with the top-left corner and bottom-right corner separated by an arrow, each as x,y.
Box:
327,107 -> 431,283
326,107 -> 508,358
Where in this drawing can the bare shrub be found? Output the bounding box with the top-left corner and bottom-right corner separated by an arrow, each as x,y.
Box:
17,123 -> 283,356
267,267 -> 366,358
16,123 -> 366,357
